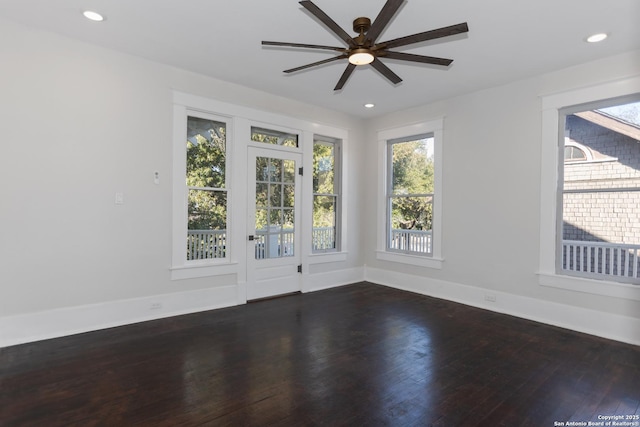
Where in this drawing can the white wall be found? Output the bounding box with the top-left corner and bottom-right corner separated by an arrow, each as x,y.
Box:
0,19 -> 365,345
1,17 -> 639,347
363,50 -> 640,344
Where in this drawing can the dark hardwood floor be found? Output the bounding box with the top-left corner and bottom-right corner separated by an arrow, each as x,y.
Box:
1,282 -> 639,426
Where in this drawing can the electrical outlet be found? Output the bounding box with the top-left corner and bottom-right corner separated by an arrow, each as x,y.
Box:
484,294 -> 496,303
150,302 -> 162,310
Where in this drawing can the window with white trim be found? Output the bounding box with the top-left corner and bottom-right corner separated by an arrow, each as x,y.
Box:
312,136 -> 341,253
172,105 -> 234,280
387,134 -> 434,256
376,119 -> 443,269
185,115 -> 228,261
559,98 -> 640,285
539,78 -> 640,300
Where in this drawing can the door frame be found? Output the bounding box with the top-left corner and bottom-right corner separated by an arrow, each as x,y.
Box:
246,145 -> 303,300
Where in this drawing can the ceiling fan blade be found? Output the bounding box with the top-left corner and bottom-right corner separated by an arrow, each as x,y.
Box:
284,55 -> 348,73
262,41 -> 346,52
370,58 -> 402,84
365,0 -> 404,44
383,51 -> 453,66
378,22 -> 469,49
334,64 -> 356,91
299,0 -> 355,47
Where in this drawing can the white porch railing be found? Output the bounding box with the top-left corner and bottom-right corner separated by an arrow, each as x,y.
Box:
187,230 -> 226,260
562,240 -> 640,281
254,229 -> 295,259
312,227 -> 335,251
390,229 -> 432,255
187,228 -> 436,259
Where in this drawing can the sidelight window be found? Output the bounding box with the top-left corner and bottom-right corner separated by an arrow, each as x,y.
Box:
185,115 -> 228,261
313,136 -> 342,253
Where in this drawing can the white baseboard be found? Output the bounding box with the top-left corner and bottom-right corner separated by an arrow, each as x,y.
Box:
365,266 -> 640,346
0,268 -> 364,348
0,285 -> 238,348
6,266 -> 635,348
303,266 -> 365,293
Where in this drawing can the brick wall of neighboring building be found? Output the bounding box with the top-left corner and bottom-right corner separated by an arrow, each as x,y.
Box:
563,115 -> 640,245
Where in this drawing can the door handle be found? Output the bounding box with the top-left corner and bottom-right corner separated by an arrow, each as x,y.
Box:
248,235 -> 255,241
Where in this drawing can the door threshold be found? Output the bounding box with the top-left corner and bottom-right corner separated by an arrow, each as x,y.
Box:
248,291 -> 301,303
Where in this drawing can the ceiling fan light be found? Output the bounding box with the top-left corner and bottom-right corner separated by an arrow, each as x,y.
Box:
349,49 -> 374,65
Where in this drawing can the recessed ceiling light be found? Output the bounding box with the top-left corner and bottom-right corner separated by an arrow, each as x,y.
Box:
586,33 -> 607,43
83,10 -> 105,22
364,103 -> 375,109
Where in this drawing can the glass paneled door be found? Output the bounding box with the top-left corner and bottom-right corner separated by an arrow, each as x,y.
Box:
247,147 -> 302,300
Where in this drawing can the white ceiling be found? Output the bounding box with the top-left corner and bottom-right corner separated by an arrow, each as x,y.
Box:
1,0 -> 639,118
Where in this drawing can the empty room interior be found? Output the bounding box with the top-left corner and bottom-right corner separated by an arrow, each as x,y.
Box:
1,0 -> 639,425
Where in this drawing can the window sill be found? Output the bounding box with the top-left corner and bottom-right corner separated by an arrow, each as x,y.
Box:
538,272 -> 640,301
308,252 -> 348,264
171,262 -> 238,280
376,251 -> 443,269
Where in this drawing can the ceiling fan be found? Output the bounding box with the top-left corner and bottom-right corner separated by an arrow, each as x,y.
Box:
262,0 -> 469,91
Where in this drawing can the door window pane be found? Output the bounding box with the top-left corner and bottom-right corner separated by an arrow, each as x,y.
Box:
254,156 -> 296,260
284,160 -> 295,182
283,184 -> 294,208
270,184 -> 282,207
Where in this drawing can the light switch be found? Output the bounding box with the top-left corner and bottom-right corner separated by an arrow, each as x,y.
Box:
154,171 -> 160,185
115,192 -> 124,205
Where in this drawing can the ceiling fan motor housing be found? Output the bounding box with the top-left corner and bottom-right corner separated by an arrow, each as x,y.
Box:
353,17 -> 371,36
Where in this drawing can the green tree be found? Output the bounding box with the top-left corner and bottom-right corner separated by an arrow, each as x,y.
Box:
186,119 -> 226,230
391,139 -> 434,230
313,143 -> 336,228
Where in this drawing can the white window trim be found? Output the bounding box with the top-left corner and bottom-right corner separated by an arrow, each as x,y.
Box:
538,76 -> 640,300
376,118 -> 444,269
312,135 -> 342,255
171,91 -> 350,278
171,106 -> 236,280
304,125 -> 349,265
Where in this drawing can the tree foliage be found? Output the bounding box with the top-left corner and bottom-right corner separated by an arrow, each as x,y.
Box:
313,143 -> 336,228
391,139 -> 434,230
186,119 -> 226,230
254,157 -> 295,232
